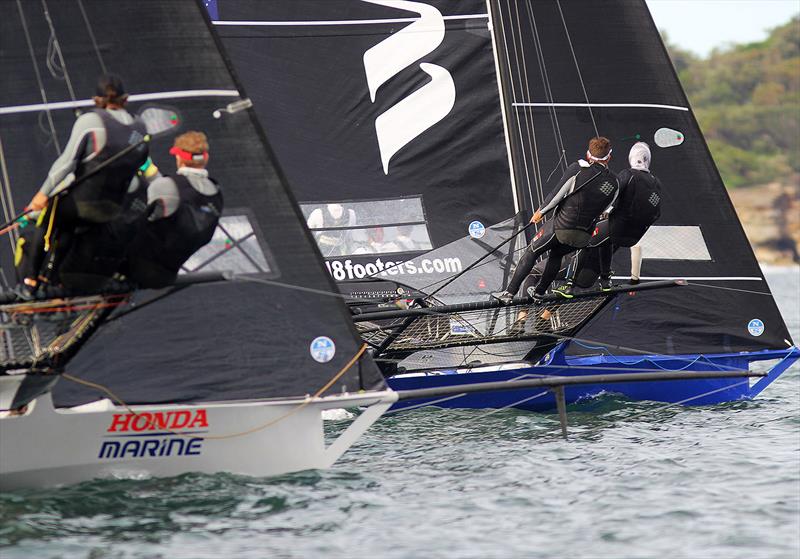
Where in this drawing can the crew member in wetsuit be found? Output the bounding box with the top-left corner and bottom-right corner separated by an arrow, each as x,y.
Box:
556,141 -> 662,296
492,137 -> 618,304
124,131 -> 223,289
305,203 -> 358,256
15,74 -> 149,295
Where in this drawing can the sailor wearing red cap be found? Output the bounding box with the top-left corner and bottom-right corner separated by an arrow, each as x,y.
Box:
124,131 -> 223,288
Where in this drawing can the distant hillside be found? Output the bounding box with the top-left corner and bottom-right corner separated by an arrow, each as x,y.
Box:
664,17 -> 800,189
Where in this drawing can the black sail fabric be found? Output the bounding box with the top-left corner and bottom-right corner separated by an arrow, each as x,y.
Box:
213,0 -> 517,278
0,0 -> 384,405
489,0 -> 792,355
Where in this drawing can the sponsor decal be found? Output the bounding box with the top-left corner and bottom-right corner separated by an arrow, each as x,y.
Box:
363,0 -> 455,174
310,336 -> 336,363
747,318 -> 765,337
450,319 -> 473,335
325,256 -> 463,281
468,221 -> 485,239
98,410 -> 208,460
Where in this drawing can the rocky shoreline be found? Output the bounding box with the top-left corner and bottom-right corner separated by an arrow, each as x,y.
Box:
728,177 -> 800,265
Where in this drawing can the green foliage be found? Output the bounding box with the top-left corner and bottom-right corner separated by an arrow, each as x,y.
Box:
663,17 -> 800,188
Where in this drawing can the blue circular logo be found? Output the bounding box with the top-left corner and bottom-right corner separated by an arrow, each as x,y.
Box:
468,220 -> 485,239
747,319 -> 764,337
310,336 -> 336,363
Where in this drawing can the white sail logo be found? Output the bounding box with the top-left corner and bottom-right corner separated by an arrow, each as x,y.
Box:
362,0 -> 456,174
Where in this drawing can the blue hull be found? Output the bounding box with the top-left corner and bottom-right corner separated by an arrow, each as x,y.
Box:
387,345 -> 799,412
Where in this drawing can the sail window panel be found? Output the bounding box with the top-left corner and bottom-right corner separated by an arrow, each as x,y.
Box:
638,226 -> 712,261
312,224 -> 433,257
181,213 -> 275,275
301,197 -> 427,229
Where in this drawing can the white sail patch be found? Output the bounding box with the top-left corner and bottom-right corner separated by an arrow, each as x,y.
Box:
362,0 -> 445,102
362,1 -> 455,174
374,63 -> 455,174
638,225 -> 711,260
654,127 -> 685,148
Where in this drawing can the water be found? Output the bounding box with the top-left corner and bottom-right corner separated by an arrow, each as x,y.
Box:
2,268 -> 798,559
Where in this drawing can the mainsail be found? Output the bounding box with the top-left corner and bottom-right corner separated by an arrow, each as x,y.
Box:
0,0 -> 385,406
489,0 -> 793,355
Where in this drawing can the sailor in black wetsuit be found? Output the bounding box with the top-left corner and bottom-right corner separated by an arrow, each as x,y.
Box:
492,137 -> 618,303
558,141 -> 662,295
15,74 -> 150,294
125,131 -> 223,288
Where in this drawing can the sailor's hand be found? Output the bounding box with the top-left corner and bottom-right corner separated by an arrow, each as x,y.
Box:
531,211 -> 543,224
27,192 -> 48,212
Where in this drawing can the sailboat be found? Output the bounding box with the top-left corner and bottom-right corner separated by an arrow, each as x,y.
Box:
0,0 -> 398,490
210,0 -> 798,411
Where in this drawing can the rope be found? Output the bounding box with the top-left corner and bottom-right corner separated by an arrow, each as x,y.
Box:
41,0 -> 77,106
77,0 -> 107,74
688,282 -> 775,297
0,136 -> 18,252
556,0 -> 599,138
62,343 -> 370,441
16,0 -> 62,154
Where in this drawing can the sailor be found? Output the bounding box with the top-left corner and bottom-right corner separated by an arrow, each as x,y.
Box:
492,137 -> 619,304
15,74 -> 149,294
556,141 -> 662,296
305,204 -> 358,256
124,131 -> 223,288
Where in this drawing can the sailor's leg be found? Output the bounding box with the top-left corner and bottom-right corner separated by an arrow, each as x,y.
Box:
534,242 -> 573,295
506,227 -> 558,295
630,244 -> 642,283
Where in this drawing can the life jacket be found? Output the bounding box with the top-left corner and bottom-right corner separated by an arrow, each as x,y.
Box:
317,207 -> 352,249
69,109 -> 148,223
127,174 -> 223,288
610,168 -> 662,246
553,163 -> 618,233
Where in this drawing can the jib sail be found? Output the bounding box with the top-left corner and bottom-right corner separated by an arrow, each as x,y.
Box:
211,0 -> 517,280
0,0 -> 384,406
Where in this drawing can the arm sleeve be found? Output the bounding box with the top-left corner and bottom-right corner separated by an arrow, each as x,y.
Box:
38,113 -> 104,196
146,177 -> 181,220
539,162 -> 581,215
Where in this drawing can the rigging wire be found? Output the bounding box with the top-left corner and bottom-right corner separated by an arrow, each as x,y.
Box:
509,0 -> 544,204
76,0 -> 108,74
42,0 -> 78,106
526,1 -> 567,176
555,0 -> 599,138
0,136 -> 18,254
494,1 -> 535,211
16,0 -> 62,154
688,282 -> 775,297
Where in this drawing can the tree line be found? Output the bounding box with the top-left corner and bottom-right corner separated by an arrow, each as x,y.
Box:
664,16 -> 799,188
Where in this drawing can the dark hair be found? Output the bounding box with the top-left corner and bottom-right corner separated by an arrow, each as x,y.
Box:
95,74 -> 127,106
588,136 -> 612,159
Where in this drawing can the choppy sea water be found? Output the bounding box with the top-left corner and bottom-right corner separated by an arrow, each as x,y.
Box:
1,268 -> 798,559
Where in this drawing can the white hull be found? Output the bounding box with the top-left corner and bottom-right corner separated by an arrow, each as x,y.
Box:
0,390 -> 397,490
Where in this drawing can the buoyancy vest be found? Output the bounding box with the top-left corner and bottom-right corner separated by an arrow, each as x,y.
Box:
610,168 -> 662,245
553,163 -> 618,233
70,109 -> 149,223
127,174 -> 223,288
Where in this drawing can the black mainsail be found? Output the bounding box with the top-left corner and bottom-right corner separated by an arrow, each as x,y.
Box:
490,0 -> 793,355
0,0 -> 385,406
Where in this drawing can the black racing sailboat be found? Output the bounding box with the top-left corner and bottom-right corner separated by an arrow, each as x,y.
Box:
209,0 -> 797,412
0,0 -> 396,490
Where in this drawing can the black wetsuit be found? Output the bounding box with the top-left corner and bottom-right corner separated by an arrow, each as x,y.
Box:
569,167 -> 662,282
125,173 -> 223,288
16,109 -> 148,290
506,161 -> 618,296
